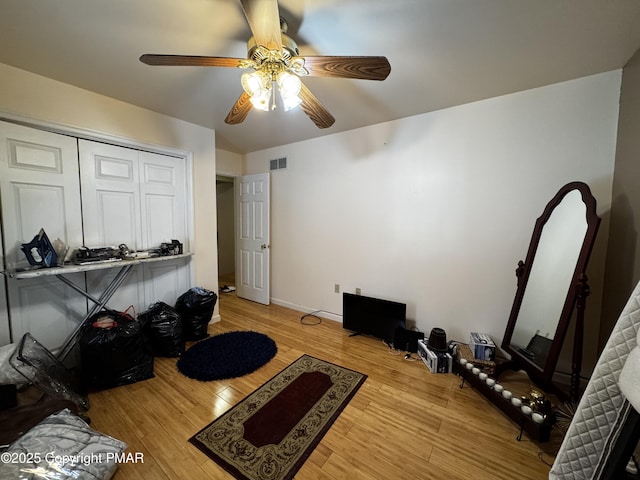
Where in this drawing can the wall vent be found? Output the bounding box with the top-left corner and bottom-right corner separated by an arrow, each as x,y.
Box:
269,157 -> 287,171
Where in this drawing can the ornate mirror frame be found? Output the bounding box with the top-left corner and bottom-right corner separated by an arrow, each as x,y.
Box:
500,181 -> 601,398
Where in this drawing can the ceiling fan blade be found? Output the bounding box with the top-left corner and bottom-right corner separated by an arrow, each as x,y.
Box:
225,92 -> 254,125
298,83 -> 335,129
140,54 -> 246,68
240,0 -> 282,51
302,56 -> 391,81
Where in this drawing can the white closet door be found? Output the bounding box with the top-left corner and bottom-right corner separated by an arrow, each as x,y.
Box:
139,151 -> 187,249
139,151 -> 189,308
0,121 -> 86,350
79,140 -> 144,311
79,140 -> 143,250
80,140 -> 190,312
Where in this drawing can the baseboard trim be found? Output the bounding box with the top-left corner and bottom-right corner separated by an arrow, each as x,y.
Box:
270,298 -> 342,323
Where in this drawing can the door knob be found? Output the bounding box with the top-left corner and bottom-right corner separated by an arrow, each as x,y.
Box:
261,244 -> 269,249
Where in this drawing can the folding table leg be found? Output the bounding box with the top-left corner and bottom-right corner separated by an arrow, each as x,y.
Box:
56,264 -> 134,361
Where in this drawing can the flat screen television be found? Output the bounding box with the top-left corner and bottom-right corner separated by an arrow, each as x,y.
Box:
342,292 -> 407,342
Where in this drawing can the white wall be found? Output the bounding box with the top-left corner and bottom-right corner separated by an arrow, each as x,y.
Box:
245,71 -> 621,371
216,148 -> 244,177
601,48 -> 640,347
0,63 -> 220,319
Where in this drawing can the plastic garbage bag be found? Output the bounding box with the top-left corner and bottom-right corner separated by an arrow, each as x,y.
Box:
139,302 -> 184,357
79,310 -> 154,389
174,287 -> 217,341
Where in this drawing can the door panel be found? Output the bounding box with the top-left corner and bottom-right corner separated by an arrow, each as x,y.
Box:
79,140 -> 142,250
235,173 -> 270,305
95,190 -> 139,247
85,265 -> 145,314
10,276 -> 85,350
139,151 -> 187,250
143,257 -> 190,307
0,121 -> 86,350
139,151 -> 189,305
0,123 -> 83,268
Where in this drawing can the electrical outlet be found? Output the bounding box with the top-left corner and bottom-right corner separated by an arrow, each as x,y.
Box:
355,287 -> 361,295
334,284 -> 340,293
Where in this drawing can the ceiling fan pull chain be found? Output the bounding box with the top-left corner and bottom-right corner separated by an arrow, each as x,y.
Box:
271,83 -> 276,111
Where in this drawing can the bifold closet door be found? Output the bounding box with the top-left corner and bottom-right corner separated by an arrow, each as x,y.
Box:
138,150 -> 190,306
79,140 -> 146,312
79,140 -> 190,312
0,121 -> 86,351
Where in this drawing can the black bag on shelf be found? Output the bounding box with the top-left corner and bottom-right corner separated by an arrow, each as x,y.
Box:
139,302 -> 184,357
174,287 -> 217,341
79,310 -> 154,389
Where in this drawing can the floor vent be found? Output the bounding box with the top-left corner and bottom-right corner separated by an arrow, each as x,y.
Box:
269,157 -> 287,171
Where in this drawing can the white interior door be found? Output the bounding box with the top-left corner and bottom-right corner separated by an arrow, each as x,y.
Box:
235,173 -> 270,305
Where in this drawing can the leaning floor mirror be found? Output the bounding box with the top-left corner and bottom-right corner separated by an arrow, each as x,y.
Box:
500,181 -> 600,400
457,181 -> 600,441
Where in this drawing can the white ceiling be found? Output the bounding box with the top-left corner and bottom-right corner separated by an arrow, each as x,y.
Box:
1,0 -> 640,154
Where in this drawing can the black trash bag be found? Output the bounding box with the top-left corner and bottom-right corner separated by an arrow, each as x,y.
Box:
139,302 -> 184,357
174,287 -> 217,341
79,310 -> 154,389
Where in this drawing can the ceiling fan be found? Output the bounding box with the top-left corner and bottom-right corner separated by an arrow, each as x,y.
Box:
140,0 -> 391,129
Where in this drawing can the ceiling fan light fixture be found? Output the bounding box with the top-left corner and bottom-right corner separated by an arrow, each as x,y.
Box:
241,70 -> 272,111
249,87 -> 272,112
281,93 -> 302,112
277,71 -> 302,111
140,0 -> 390,129
241,71 -> 268,96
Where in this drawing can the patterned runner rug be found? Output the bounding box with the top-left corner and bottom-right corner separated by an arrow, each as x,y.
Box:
189,354 -> 367,480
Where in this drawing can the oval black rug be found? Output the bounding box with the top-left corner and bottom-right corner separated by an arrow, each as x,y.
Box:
177,331 -> 277,381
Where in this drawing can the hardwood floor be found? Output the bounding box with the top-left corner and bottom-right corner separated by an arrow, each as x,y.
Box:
87,291 -> 560,479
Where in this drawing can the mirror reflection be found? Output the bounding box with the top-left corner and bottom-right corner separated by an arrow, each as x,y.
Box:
510,190 -> 588,369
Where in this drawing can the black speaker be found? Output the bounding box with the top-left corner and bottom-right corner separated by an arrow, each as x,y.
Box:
394,327 -> 424,353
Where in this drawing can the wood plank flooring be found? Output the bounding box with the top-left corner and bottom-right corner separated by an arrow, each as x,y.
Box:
87,291 -> 560,479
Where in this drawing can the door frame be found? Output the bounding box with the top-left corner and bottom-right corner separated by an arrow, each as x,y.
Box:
215,173 -> 237,285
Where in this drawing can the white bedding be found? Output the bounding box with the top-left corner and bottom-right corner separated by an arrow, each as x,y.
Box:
549,280 -> 640,479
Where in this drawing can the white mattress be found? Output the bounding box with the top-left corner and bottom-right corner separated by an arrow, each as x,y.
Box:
549,280 -> 640,479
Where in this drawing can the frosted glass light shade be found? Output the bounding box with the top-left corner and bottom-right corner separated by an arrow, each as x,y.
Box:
277,72 -> 302,111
